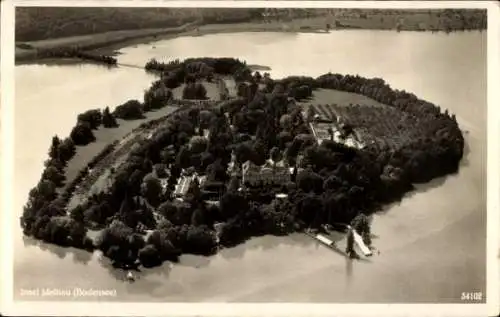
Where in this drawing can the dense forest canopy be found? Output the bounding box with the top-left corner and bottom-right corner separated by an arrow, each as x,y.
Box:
21,56 -> 464,270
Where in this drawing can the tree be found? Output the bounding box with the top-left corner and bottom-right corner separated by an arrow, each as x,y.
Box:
95,219 -> 135,265
102,106 -> 118,128
218,220 -> 245,247
237,82 -> 250,99
117,194 -> 136,227
58,138 -> 76,162
128,169 -> 146,196
182,82 -> 208,100
186,177 -> 202,204
249,81 -> 258,101
153,164 -> 169,178
227,176 -> 240,192
234,142 -> 255,165
254,71 -> 263,83
233,66 -> 252,82
327,127 -> 334,141
200,151 -> 215,171
295,133 -> 317,150
323,174 -> 342,191
147,229 -> 181,261
277,131 -> 293,149
46,216 -> 72,246
272,83 -> 286,95
128,233 -> 146,255
168,164 -> 182,191
41,166 -> 65,187
206,159 -> 228,182
342,124 -> 354,139
144,84 -> 173,110
175,145 -> 191,169
252,140 -> 267,166
69,205 -> 85,223
157,218 -> 173,231
270,147 -> 282,164
279,114 -> 293,131
77,109 -> 102,129
191,205 -> 207,227
141,174 -> 163,207
70,122 -> 96,145
291,85 -> 313,101
113,100 -> 144,120
37,179 -> 58,201
296,168 -> 324,194
189,136 -> 208,154
138,244 -> 162,268
185,226 -> 217,255
158,201 -> 179,220
306,106 -> 316,123
199,110 -> 215,130
49,135 -> 61,160
296,193 -> 324,227
220,192 -> 249,220
66,218 -> 87,248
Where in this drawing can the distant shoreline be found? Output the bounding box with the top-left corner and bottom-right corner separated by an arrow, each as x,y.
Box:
15,15 -> 485,65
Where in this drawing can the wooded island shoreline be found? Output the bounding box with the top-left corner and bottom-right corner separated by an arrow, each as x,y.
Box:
21,56 -> 465,270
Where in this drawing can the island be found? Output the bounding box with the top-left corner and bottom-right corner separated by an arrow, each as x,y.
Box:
21,57 -> 464,270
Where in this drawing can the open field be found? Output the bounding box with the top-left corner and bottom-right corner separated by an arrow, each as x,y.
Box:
331,9 -> 486,31
301,88 -> 388,108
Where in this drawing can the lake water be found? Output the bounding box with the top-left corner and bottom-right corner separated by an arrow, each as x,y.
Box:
14,30 -> 487,303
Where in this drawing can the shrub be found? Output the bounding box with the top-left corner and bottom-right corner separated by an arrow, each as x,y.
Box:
70,122 -> 96,145
113,100 -> 144,120
102,106 -> 118,128
182,82 -> 208,100
77,109 -> 102,129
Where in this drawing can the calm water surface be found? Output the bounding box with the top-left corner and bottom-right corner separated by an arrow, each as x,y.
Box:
14,30 -> 486,302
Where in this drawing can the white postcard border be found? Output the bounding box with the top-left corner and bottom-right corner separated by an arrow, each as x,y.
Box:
1,1 -> 498,316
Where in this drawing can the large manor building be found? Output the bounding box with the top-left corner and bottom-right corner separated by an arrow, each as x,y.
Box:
242,159 -> 291,187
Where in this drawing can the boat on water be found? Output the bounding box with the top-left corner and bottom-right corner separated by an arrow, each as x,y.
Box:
305,224 -> 373,258
126,271 -> 135,282
351,227 -> 373,257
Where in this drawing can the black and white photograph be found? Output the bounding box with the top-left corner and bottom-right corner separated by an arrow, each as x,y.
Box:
1,1 -> 498,316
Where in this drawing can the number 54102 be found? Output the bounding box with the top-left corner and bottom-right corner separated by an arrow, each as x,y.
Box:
461,292 -> 482,301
